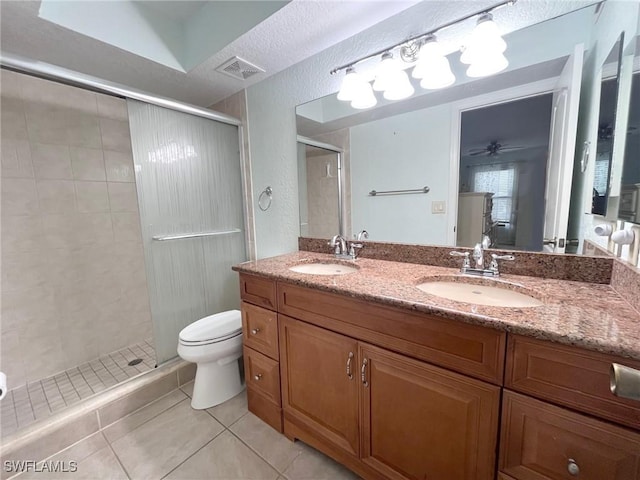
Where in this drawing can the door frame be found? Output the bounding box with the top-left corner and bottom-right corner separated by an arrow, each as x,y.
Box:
447,77 -> 560,246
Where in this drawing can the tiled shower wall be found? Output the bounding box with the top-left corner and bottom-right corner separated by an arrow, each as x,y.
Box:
1,70 -> 154,389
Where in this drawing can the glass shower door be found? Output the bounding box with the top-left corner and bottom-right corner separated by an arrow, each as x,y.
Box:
127,100 -> 246,364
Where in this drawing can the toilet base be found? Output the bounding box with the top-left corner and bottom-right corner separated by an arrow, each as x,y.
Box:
191,359 -> 245,410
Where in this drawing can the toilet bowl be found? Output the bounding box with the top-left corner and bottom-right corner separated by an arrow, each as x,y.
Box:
177,310 -> 244,409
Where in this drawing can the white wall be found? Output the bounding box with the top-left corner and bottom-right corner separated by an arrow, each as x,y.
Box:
350,105 -> 451,244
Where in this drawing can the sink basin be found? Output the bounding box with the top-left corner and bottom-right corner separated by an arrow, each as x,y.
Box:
416,280 -> 543,308
289,263 -> 358,275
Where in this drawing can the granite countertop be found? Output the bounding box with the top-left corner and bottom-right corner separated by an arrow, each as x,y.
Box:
233,251 -> 640,361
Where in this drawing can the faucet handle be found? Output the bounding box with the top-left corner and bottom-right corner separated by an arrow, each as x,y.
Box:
349,242 -> 364,258
489,253 -> 515,272
450,251 -> 470,268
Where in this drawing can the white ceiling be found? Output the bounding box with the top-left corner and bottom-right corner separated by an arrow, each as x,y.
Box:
0,0 -> 420,107
140,1 -> 209,22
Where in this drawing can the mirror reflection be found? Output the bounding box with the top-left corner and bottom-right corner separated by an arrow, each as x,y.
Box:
619,71 -> 640,223
296,2 -> 640,255
591,35 -> 623,215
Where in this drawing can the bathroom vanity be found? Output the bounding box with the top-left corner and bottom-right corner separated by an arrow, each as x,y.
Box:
234,252 -> 640,480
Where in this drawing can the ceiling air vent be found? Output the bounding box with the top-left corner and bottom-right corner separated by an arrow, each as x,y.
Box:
216,56 -> 265,80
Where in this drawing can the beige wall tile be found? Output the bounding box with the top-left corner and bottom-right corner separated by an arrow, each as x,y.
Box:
37,180 -> 76,213
75,181 -> 110,213
99,118 -> 132,152
41,213 -> 113,249
1,70 -> 23,99
1,97 -> 28,140
0,214 -> 42,253
70,147 -> 106,181
111,212 -> 142,242
107,182 -> 138,212
25,105 -> 101,148
1,139 -> 33,178
31,143 -> 72,179
20,75 -> 98,115
96,94 -> 128,121
104,150 -> 134,182
1,178 -> 38,215
0,330 -> 26,389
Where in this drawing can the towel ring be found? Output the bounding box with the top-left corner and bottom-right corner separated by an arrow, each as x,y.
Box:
258,186 -> 273,211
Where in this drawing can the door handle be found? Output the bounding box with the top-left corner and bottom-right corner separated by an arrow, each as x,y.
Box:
346,352 -> 354,380
361,358 -> 369,387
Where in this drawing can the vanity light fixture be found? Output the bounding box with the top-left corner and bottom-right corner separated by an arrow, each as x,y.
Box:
372,52 -> 415,100
331,0 -> 516,108
412,36 -> 456,89
460,13 -> 509,77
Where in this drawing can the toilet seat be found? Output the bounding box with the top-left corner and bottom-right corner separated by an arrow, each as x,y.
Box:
179,310 -> 242,346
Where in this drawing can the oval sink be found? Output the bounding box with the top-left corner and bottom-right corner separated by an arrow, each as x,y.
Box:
289,263 -> 358,275
416,280 -> 543,308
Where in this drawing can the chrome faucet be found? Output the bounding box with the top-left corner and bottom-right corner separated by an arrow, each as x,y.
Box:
356,230 -> 369,241
328,234 -> 363,260
329,234 -> 347,256
450,245 -> 515,277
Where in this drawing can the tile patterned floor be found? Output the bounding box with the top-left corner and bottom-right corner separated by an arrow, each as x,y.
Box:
12,384 -> 360,480
1,340 -> 156,438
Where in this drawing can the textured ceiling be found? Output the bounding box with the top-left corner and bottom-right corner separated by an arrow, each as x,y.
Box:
0,0 -> 420,106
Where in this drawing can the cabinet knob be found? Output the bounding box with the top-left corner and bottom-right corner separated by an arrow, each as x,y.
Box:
254,373 -> 262,381
567,458 -> 580,476
251,328 -> 260,335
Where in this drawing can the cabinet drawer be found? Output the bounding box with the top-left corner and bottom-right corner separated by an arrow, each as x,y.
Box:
239,274 -> 276,310
243,346 -> 281,406
500,390 -> 640,480
505,335 -> 640,430
242,302 -> 278,360
278,282 -> 506,384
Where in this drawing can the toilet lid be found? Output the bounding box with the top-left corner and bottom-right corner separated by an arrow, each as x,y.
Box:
179,310 -> 242,343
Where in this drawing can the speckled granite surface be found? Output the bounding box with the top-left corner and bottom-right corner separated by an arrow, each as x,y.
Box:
233,251 -> 640,360
299,237 -> 614,284
611,259 -> 640,314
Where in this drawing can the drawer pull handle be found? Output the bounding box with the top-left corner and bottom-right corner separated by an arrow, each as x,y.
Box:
251,328 -> 261,335
567,459 -> 579,476
254,373 -> 263,381
361,358 -> 369,387
346,352 -> 354,379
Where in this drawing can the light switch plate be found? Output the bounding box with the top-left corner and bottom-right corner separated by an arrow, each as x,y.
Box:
432,201 -> 446,214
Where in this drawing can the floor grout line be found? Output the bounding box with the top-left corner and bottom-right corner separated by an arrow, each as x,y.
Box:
102,431 -> 132,480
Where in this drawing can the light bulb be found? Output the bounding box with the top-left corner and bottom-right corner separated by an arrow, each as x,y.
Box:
383,69 -> 415,100
337,67 -> 365,102
419,57 -> 455,89
351,82 -> 378,109
461,13 -> 506,65
466,51 -> 509,77
373,52 -> 401,92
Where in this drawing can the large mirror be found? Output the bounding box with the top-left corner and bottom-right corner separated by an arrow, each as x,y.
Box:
591,34 -> 624,216
618,39 -> 640,224
296,1 -> 640,255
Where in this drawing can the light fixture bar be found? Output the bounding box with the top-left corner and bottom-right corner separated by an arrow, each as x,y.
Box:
329,0 -> 516,75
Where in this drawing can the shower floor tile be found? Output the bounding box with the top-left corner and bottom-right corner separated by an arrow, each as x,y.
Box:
1,339 -> 155,438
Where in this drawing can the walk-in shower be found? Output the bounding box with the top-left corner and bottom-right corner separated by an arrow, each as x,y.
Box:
0,63 -> 247,438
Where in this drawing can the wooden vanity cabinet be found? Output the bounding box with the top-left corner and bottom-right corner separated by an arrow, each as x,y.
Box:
239,274 -> 282,433
280,314 -> 500,480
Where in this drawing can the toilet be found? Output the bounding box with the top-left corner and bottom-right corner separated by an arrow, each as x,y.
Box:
177,310 -> 244,410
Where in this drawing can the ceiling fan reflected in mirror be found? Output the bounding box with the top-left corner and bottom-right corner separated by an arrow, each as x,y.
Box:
467,141 -> 526,156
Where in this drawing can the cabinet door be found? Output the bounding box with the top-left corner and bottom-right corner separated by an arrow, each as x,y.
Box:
360,343 -> 500,480
279,315 -> 360,457
500,390 -> 640,480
